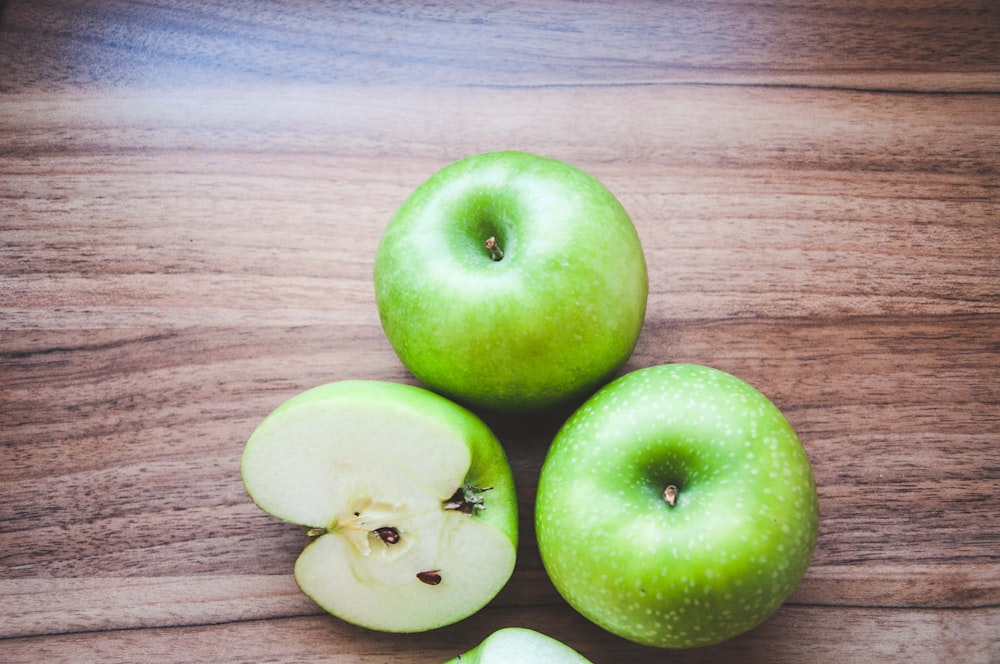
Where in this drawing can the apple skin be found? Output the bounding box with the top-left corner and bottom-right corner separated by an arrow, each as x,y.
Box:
444,627 -> 593,664
240,380 -> 518,633
535,364 -> 820,649
374,150 -> 648,413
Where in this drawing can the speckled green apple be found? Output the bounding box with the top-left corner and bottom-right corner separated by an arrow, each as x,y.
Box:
374,151 -> 648,413
241,380 -> 518,633
535,364 -> 819,648
445,627 -> 593,664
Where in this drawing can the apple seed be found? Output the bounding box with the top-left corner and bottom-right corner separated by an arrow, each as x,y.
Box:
417,570 -> 443,585
372,526 -> 400,545
663,485 -> 679,507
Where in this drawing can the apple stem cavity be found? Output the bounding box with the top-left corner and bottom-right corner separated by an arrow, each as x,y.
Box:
484,236 -> 504,261
443,484 -> 493,514
663,485 -> 679,507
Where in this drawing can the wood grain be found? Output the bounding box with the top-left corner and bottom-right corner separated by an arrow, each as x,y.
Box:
2,1 -> 998,662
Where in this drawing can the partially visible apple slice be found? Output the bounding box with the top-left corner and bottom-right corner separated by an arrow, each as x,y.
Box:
241,380 -> 518,632
445,627 -> 593,663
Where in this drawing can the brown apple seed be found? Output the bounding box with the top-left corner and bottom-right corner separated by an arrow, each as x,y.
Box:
416,570 -> 442,585
373,526 -> 400,545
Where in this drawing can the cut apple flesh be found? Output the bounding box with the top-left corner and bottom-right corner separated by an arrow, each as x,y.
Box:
448,627 -> 594,664
296,507 -> 513,631
240,381 -> 517,632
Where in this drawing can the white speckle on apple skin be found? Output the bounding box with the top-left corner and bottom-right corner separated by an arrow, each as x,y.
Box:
535,364 -> 820,649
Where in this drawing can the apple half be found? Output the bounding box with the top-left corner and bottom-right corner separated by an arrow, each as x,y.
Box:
241,380 -> 518,632
445,627 -> 593,663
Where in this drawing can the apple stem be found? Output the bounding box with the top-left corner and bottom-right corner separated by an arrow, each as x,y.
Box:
444,484 -> 492,514
484,236 -> 504,261
663,485 -> 679,507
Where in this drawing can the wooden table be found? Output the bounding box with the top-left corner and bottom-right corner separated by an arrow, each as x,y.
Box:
2,2 -> 998,662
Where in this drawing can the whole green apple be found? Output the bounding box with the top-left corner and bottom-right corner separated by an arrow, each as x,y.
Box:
374,150 -> 648,413
535,364 -> 819,648
444,627 -> 593,663
241,380 -> 518,632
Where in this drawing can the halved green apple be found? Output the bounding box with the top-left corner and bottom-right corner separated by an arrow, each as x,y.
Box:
445,627 -> 593,663
241,380 -> 518,632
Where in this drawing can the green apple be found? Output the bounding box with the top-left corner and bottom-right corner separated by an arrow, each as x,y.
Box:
535,364 -> 819,648
374,150 -> 648,413
240,380 -> 518,632
445,627 -> 593,664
